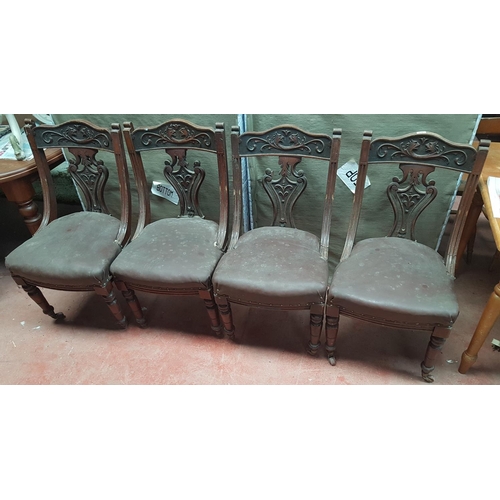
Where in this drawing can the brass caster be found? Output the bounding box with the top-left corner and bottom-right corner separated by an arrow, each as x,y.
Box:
224,329 -> 236,341
328,355 -> 337,366
212,326 -> 224,339
307,342 -> 320,356
117,317 -> 128,330
136,308 -> 148,328
421,363 -> 435,383
53,312 -> 66,321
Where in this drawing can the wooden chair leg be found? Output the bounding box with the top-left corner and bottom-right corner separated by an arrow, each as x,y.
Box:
456,189 -> 483,272
324,304 -> 340,366
488,250 -> 500,272
21,283 -> 65,320
421,327 -> 451,383
215,296 -> 235,340
115,280 -> 147,328
94,282 -> 127,329
307,303 -> 324,356
459,282 -> 500,374
466,226 -> 477,264
199,288 -> 223,338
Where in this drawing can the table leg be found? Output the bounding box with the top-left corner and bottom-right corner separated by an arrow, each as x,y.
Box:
459,282 -> 500,374
1,177 -> 41,235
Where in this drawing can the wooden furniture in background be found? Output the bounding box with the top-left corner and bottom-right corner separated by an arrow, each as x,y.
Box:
459,141 -> 500,374
0,148 -> 65,234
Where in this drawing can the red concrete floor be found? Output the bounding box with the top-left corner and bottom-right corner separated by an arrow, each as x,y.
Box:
1,197 -> 500,385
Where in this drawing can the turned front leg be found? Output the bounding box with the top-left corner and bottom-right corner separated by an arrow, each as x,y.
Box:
459,282 -> 500,374
115,280 -> 147,328
324,304 -> 340,366
199,288 -> 223,337
21,283 -> 65,320
215,296 -> 235,340
421,327 -> 450,383
94,282 -> 127,329
307,303 -> 324,356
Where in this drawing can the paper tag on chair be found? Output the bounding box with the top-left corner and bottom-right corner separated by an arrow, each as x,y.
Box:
337,159 -> 370,194
151,181 -> 179,205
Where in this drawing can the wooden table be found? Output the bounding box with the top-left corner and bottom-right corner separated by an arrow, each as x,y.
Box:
0,148 -> 64,235
459,141 -> 500,374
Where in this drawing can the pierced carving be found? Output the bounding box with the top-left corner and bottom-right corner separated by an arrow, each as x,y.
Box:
135,122 -> 215,151
243,128 -> 330,158
67,148 -> 110,213
163,149 -> 205,217
262,156 -> 307,227
372,135 -> 470,169
387,164 -> 437,240
35,123 -> 111,149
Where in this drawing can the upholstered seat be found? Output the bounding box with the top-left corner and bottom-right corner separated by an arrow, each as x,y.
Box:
329,237 -> 458,327
6,212 -> 121,288
111,217 -> 223,290
213,227 -> 328,308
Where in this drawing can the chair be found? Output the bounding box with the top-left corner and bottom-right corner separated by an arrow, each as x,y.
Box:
109,119 -> 230,334
324,131 -> 489,382
5,119 -> 132,327
212,124 -> 341,353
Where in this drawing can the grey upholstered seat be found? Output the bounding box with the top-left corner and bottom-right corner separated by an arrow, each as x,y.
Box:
328,237 -> 458,327
111,217 -> 223,290
213,227 -> 329,308
6,212 -> 121,288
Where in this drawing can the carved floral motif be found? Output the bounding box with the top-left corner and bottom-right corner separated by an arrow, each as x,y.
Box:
245,129 -> 327,156
375,136 -> 468,167
38,124 -> 111,149
139,123 -> 213,150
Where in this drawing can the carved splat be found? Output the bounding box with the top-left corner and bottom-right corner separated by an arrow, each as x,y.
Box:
387,164 -> 437,239
67,148 -> 110,213
163,149 -> 205,217
262,156 -> 307,227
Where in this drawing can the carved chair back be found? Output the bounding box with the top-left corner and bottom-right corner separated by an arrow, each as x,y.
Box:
341,131 -> 490,275
229,125 -> 342,260
25,119 -> 132,246
123,120 -> 230,251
